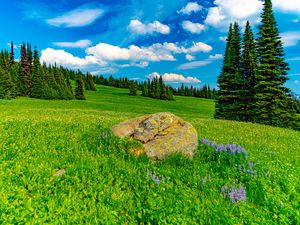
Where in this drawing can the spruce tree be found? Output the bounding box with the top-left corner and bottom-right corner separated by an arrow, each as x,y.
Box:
0,67 -> 17,99
129,82 -> 138,96
254,0 -> 297,129
75,76 -> 86,100
31,47 -> 45,98
241,21 -> 257,122
20,44 -> 31,95
9,42 -> 14,67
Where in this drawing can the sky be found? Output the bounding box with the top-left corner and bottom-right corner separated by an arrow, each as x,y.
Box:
0,0 -> 300,93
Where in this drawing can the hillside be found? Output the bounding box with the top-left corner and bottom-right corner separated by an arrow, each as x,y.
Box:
0,85 -> 299,224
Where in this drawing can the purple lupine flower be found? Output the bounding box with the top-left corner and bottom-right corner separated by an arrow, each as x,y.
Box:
217,145 -> 226,153
152,174 -> 161,185
210,142 -> 217,148
237,185 -> 246,202
201,138 -> 210,144
223,185 -> 246,204
230,144 -> 237,154
101,132 -> 105,140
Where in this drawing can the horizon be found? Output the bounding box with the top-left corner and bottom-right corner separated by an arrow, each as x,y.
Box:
1,0 -> 300,93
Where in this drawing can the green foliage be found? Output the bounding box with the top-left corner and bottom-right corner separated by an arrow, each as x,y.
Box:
129,82 -> 138,96
0,67 -> 18,99
75,76 -> 86,100
0,85 -> 299,223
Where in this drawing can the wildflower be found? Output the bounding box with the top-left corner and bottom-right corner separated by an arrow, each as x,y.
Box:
201,138 -> 210,144
210,142 -> 217,148
101,132 -> 105,140
152,174 -> 161,185
222,184 -> 246,204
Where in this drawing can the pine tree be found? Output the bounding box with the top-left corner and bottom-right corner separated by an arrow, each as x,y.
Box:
9,42 -> 14,67
129,82 -> 138,96
20,44 -> 31,95
0,67 -> 17,99
86,73 -> 96,91
31,47 -> 45,98
254,0 -> 297,129
215,23 -> 244,121
241,21 -> 258,122
75,76 -> 86,100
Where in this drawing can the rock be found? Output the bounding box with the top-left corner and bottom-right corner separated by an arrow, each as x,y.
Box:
112,112 -> 198,160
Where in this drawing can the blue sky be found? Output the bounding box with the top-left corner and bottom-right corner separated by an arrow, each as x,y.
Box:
1,0 -> 300,93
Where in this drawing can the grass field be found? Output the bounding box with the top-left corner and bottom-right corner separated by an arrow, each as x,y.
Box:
0,85 -> 299,224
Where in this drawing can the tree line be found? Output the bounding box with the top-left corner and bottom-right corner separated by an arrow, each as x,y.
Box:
215,0 -> 299,130
93,74 -> 216,101
0,43 -> 92,100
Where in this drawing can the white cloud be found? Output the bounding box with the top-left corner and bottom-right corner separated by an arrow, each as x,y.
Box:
182,20 -> 205,34
147,72 -> 201,83
292,19 -> 299,23
178,53 -> 223,70
40,41 -> 213,71
295,80 -> 299,84
273,0 -> 300,14
281,31 -> 300,47
178,2 -> 202,15
53,39 -> 92,49
177,61 -> 212,70
204,0 -> 263,28
209,54 -> 223,59
129,19 -> 170,35
40,48 -> 90,67
47,6 -> 104,27
185,54 -> 195,61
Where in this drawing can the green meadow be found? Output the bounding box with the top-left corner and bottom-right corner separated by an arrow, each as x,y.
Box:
0,85 -> 299,224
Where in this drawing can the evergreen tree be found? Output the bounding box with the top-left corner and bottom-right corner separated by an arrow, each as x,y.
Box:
20,44 -> 31,95
0,67 -> 17,99
86,73 -> 96,91
75,76 -> 86,100
215,22 -> 244,121
241,21 -> 258,122
30,47 -> 45,98
9,42 -> 14,67
129,82 -> 138,96
254,0 -> 297,129
141,81 -> 147,96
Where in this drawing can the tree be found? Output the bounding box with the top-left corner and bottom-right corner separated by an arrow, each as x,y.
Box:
129,82 -> 138,96
31,47 -> 45,98
0,67 -> 17,99
215,23 -> 244,120
254,0 -> 297,129
9,42 -> 14,67
241,21 -> 258,122
20,44 -> 31,95
75,76 -> 86,100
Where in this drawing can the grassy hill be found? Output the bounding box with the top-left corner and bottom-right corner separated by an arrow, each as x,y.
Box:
0,85 -> 299,224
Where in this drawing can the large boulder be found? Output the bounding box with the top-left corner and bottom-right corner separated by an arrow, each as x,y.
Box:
112,112 -> 198,160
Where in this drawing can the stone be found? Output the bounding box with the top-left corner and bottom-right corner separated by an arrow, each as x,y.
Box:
112,112 -> 198,160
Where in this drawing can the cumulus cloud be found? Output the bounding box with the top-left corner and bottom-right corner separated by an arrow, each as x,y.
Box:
53,39 -> 92,49
40,48 -> 90,67
204,0 -> 263,28
40,41 -> 213,71
47,5 -> 105,27
147,72 -> 201,83
273,0 -> 300,14
182,20 -> 206,34
129,19 -> 170,35
178,2 -> 202,15
281,31 -> 300,47
209,54 -> 223,59
185,54 -> 195,61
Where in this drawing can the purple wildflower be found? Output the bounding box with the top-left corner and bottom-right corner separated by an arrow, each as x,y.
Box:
222,184 -> 246,204
248,162 -> 254,169
210,142 -> 217,148
201,138 -> 210,144
101,132 -> 105,140
217,145 -> 226,153
152,174 -> 161,185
